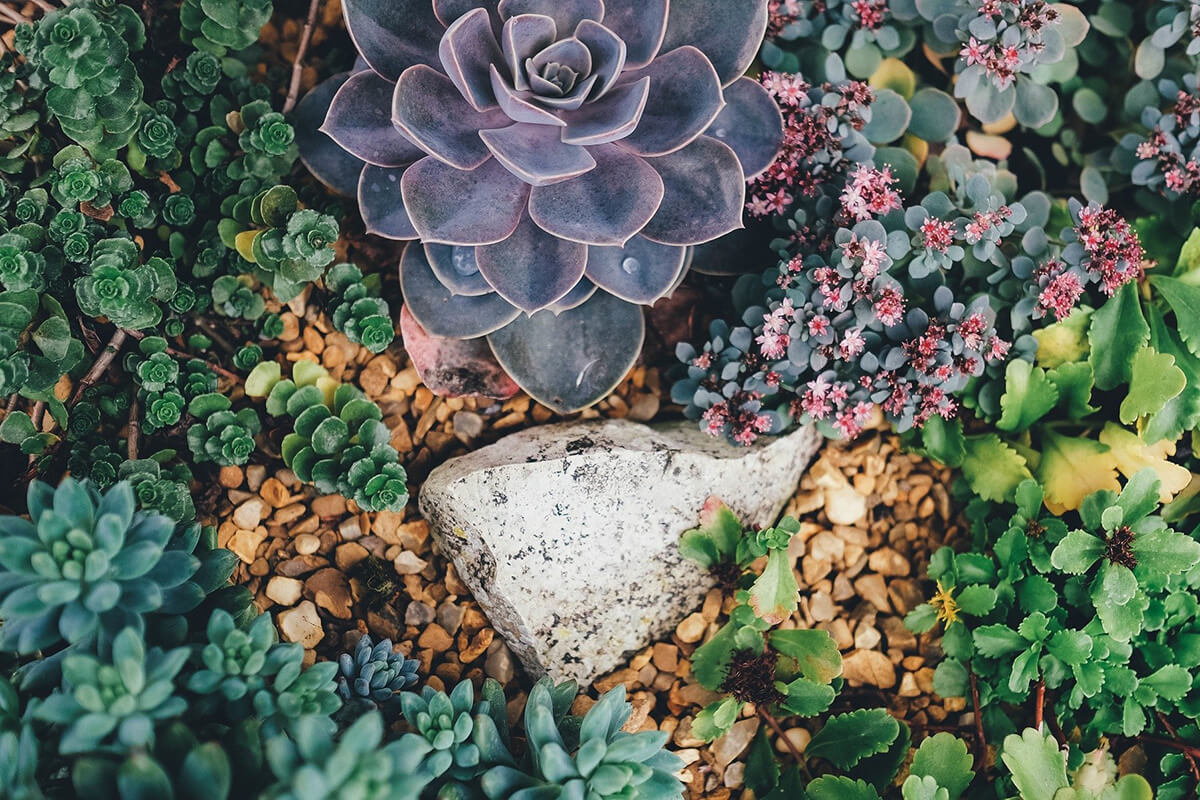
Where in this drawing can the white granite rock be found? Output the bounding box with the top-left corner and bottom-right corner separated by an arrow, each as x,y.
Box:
418,419 -> 821,683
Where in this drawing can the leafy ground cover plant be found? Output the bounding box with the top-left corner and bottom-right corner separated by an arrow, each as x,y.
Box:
0,0 -> 406,521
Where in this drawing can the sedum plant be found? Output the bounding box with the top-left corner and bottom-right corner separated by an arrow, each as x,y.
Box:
186,393 -> 261,467
247,360 -> 409,512
327,262 -> 395,354
180,0 -> 274,56
300,0 -> 785,412
0,479 -> 235,655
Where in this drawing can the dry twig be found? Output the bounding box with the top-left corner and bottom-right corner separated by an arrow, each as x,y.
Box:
283,0 -> 321,114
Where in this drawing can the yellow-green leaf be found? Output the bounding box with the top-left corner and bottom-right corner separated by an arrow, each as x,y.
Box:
1098,423 -> 1192,503
1033,306 -> 1091,368
1038,431 -> 1120,514
1119,347 -> 1185,424
998,359 -> 1059,432
961,434 -> 1033,502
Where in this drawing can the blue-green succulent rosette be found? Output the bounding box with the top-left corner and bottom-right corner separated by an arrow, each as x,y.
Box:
297,0 -> 784,412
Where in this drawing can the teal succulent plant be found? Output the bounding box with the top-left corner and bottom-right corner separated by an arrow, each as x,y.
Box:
336,634 -> 420,713
0,479 -> 236,654
32,627 -> 189,754
264,712 -> 430,800
180,0 -> 273,56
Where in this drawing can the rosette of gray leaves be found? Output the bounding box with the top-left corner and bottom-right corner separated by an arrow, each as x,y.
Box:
298,0 -> 783,412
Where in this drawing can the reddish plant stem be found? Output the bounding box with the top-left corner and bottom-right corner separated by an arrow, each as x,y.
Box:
1045,699 -> 1066,747
127,399 -> 140,460
1141,735 -> 1200,760
283,0 -> 320,114
1158,711 -> 1200,787
968,664 -> 986,764
758,706 -> 805,765
69,329 -> 128,405
122,329 -> 242,383
5,394 -> 17,414
1033,678 -> 1045,732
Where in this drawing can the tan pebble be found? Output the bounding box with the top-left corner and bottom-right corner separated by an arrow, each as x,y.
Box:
335,542 -> 369,571
338,517 -> 363,541
233,498 -> 266,530
867,547 -> 910,577
826,618 -> 853,650
676,613 -> 706,644
854,625 -> 881,650
259,478 -> 290,508
712,719 -> 759,769
218,465 -> 244,489
311,494 -> 347,518
802,557 -> 832,586
294,533 -> 321,555
418,624 -> 454,652
898,672 -> 920,697
485,644 -> 515,684
652,642 -> 679,673
459,629 -> 494,663
853,573 -> 891,613
273,503 -> 306,524
841,649 -> 896,689
393,551 -> 428,575
809,591 -> 835,622
701,589 -> 723,622
945,696 -> 967,711
825,486 -> 867,526
265,576 -> 303,606
777,727 -> 811,754
305,568 -> 353,620
228,528 -> 267,564
243,464 -> 266,491
915,667 -> 936,694
277,601 -> 323,648
594,668 -> 639,693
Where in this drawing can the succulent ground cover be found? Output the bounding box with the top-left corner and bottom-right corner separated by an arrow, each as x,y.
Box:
1,0 -> 1200,797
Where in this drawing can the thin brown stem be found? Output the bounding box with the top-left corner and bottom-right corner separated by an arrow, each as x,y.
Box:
69,329 -> 127,405
122,329 -> 242,383
193,318 -> 234,353
27,401 -> 44,466
282,0 -> 320,114
758,706 -> 804,765
1158,711 -> 1200,787
5,393 -> 17,414
127,399 -> 140,460
1141,735 -> 1200,760
968,665 -> 986,764
1033,678 -> 1045,732
27,0 -> 56,13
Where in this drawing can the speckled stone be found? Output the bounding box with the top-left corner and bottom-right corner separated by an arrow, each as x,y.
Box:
418,419 -> 821,683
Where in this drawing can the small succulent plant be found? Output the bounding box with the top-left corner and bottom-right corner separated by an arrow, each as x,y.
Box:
32,627 -> 189,754
0,479 -> 236,654
399,679 -> 489,782
186,392 -> 261,466
481,682 -> 684,799
69,722 -> 234,800
17,0 -> 145,155
180,0 -> 273,56
336,634 -> 420,712
264,711 -> 431,800
327,262 -> 395,354
249,360 -> 409,512
300,0 -> 785,412
76,238 -> 176,330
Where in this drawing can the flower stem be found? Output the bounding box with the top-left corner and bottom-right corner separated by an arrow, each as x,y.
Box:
283,0 -> 321,114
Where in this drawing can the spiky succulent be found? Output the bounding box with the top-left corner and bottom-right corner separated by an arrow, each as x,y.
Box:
32,627 -> 189,754
399,679 -> 489,782
300,0 -> 784,412
188,609 -> 285,702
336,635 -> 420,712
252,657 -> 342,735
482,682 -> 683,799
264,712 -> 430,800
0,479 -> 236,654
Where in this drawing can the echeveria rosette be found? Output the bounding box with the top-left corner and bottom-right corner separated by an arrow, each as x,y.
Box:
301,0 -> 784,412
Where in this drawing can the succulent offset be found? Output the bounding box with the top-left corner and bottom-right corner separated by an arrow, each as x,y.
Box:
300,0 -> 784,411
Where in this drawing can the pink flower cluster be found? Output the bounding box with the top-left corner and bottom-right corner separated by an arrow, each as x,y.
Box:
747,72 -> 872,226
919,217 -> 955,253
851,0 -> 889,30
1032,204 -> 1147,320
1073,204 -> 1145,294
1135,91 -> 1200,196
796,377 -> 875,438
767,0 -> 805,38
958,0 -> 1060,89
840,164 -> 903,221
964,205 -> 1014,245
702,391 -> 774,445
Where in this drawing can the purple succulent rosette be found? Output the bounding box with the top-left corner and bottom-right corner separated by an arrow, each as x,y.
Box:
297,0 -> 784,412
